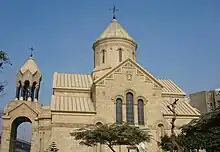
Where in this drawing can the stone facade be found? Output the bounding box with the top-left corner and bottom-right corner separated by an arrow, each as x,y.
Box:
1,18 -> 200,152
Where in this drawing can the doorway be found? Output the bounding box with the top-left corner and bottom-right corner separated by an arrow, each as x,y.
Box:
9,116 -> 32,152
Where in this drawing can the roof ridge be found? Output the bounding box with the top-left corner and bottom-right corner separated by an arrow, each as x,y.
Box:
55,72 -> 91,75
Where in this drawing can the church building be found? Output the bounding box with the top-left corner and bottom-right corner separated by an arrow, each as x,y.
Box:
1,16 -> 200,152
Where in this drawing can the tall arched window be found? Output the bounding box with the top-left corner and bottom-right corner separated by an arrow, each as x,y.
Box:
138,99 -> 144,125
102,50 -> 105,63
126,92 -> 134,124
118,48 -> 122,62
116,98 -> 122,124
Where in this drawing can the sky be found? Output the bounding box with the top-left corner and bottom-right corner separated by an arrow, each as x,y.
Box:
0,0 -> 220,141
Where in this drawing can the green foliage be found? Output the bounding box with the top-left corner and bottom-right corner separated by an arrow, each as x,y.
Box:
71,123 -> 151,152
160,107 -> 220,152
0,50 -> 11,93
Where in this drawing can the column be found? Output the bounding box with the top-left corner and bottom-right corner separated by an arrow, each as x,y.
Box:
31,127 -> 39,152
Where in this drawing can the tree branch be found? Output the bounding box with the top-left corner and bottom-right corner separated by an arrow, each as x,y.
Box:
107,144 -> 116,152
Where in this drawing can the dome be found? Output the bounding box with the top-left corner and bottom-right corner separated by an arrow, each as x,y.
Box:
96,19 -> 136,43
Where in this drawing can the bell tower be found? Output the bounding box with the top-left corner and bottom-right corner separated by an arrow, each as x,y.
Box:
15,54 -> 42,102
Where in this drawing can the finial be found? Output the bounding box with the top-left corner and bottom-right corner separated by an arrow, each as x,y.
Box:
109,4 -> 119,20
29,46 -> 35,57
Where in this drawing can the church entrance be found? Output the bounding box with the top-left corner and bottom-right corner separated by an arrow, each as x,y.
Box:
9,116 -> 32,152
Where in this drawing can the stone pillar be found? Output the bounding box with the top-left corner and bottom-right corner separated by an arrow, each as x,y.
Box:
134,104 -> 138,125
1,116 -> 11,152
31,126 -> 39,152
15,82 -> 21,100
35,84 -> 40,102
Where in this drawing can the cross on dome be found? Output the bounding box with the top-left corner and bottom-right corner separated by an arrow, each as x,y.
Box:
109,4 -> 119,19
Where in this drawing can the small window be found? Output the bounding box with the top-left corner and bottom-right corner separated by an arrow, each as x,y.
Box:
132,52 -> 135,60
210,103 -> 213,111
102,50 -> 105,63
118,48 -> 122,62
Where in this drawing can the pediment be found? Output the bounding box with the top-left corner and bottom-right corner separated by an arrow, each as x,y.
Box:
94,58 -> 163,89
6,101 -> 39,116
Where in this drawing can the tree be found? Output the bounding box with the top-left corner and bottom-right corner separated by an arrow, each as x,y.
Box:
0,50 -> 11,94
70,123 -> 151,152
160,107 -> 220,152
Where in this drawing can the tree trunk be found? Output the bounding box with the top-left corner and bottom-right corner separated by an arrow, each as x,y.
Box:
107,145 -> 116,152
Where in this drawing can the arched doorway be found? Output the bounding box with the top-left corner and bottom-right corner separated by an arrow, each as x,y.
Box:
9,116 -> 32,152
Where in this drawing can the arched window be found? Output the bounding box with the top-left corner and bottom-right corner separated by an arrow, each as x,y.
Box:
96,122 -> 103,127
158,124 -> 165,141
126,92 -> 134,124
102,50 -> 105,63
118,48 -> 122,62
138,99 -> 144,125
116,98 -> 122,124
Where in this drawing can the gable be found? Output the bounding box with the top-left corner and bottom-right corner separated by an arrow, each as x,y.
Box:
7,101 -> 39,116
94,58 -> 163,89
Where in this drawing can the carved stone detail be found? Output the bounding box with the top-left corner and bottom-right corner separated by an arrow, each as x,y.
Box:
97,80 -> 105,86
126,71 -> 132,81
144,77 -> 152,83
123,62 -> 135,69
136,69 -> 144,76
96,42 -> 135,50
106,74 -> 114,80
114,68 -> 122,73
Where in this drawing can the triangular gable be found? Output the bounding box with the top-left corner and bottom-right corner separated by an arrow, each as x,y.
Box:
94,58 -> 163,88
7,101 -> 39,115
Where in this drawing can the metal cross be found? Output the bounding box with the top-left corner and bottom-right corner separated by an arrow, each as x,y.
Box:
29,47 -> 35,57
109,5 -> 119,19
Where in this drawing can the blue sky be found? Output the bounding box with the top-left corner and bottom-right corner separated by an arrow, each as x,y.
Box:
0,0 -> 220,140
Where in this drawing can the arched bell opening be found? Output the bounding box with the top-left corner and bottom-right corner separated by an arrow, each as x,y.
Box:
9,117 -> 32,152
22,80 -> 30,101
31,82 -> 37,101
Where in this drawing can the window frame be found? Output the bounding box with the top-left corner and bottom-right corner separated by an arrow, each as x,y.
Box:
126,92 -> 134,125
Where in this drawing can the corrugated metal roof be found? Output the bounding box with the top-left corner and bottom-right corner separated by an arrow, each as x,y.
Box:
51,95 -> 95,113
53,72 -> 93,89
159,79 -> 186,95
97,19 -> 136,43
161,99 -> 200,116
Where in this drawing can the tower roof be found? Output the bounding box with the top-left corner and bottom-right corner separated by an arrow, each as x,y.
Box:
96,19 -> 136,43
19,57 -> 41,75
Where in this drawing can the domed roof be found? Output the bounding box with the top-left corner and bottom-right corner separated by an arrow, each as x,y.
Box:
96,19 -> 136,43
19,57 -> 41,75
